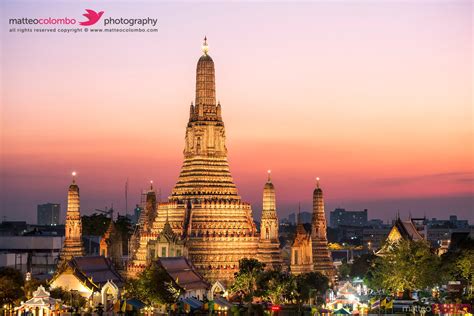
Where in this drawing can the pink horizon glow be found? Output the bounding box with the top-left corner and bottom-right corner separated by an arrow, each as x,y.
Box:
1,1 -> 472,223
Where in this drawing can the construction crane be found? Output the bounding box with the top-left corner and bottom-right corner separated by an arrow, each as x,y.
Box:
94,207 -> 114,220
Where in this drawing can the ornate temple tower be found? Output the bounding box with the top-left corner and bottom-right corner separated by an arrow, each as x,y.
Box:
59,172 -> 84,264
290,209 -> 313,275
257,171 -> 283,269
100,220 -> 123,269
311,178 -> 335,281
131,38 -> 259,283
128,182 -> 158,277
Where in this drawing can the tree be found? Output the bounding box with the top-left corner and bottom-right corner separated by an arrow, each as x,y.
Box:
368,239 -> 440,295
230,258 -> 266,313
125,261 -> 182,305
455,250 -> 474,298
82,213 -> 111,236
0,267 -> 24,305
115,215 -> 133,255
23,277 -> 47,299
259,270 -> 295,304
49,287 -> 86,312
440,249 -> 474,299
294,272 -> 329,306
350,253 -> 376,279
338,261 -> 351,280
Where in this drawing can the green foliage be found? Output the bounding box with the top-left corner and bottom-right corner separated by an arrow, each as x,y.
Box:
338,262 -> 351,280
115,215 -> 133,255
440,248 -> 474,299
229,259 -> 329,309
82,213 -> 111,236
49,287 -> 87,309
455,250 -> 473,283
368,239 -> 440,293
230,258 -> 266,303
259,270 -> 295,304
24,278 -> 47,299
350,253 -> 376,279
125,261 -> 182,305
0,268 -> 23,304
294,272 -> 329,305
0,267 -> 24,305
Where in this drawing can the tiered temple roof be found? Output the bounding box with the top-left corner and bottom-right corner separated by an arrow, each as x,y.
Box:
129,38 -> 259,283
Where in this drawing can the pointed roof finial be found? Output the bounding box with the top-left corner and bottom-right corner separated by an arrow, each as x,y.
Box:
202,36 -> 209,55
267,169 -> 272,182
316,177 -> 320,188
71,171 -> 77,184
299,202 -> 302,218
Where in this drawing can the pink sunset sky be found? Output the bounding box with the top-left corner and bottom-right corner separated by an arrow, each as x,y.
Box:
1,1 -> 472,223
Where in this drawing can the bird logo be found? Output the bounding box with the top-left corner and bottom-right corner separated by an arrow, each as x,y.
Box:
79,9 -> 104,26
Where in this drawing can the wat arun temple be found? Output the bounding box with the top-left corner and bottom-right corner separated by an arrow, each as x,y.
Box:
126,38 -> 335,284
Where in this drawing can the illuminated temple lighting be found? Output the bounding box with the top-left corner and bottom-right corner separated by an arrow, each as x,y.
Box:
59,172 -> 85,263
127,38 -> 283,282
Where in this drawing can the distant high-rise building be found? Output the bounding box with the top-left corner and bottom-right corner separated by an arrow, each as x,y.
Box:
427,216 -> 469,229
37,203 -> 60,226
330,208 -> 368,228
288,211 -> 312,225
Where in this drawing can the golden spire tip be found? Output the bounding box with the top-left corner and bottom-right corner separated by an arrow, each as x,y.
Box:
202,36 -> 209,55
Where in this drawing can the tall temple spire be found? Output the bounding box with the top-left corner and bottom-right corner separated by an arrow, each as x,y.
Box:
312,178 -> 325,239
59,172 -> 84,264
171,37 -> 238,201
296,203 -> 306,235
262,171 -> 276,213
143,183 -> 157,232
258,170 -> 283,269
194,36 -> 216,113
311,177 -> 336,281
129,39 -> 260,283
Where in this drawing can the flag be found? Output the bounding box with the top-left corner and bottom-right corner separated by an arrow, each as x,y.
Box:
380,298 -> 387,308
371,299 -> 380,310
385,299 -> 394,309
121,301 -> 127,312
113,301 -> 120,313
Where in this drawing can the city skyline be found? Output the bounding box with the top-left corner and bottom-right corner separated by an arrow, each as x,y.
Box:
1,1 -> 472,223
